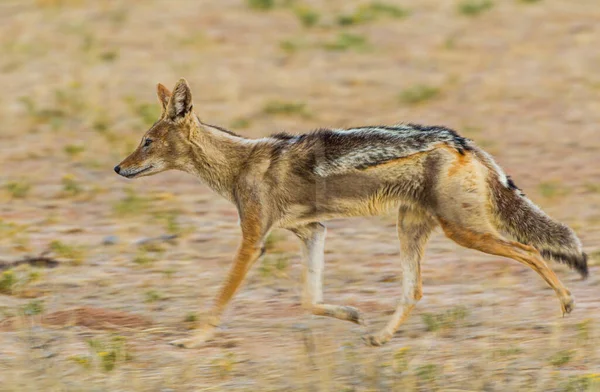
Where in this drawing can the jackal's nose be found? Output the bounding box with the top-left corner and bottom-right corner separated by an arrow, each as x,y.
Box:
114,165 -> 121,174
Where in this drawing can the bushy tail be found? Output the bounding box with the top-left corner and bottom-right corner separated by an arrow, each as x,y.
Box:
488,172 -> 588,278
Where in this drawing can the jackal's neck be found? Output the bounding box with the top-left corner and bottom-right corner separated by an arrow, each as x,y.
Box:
182,122 -> 252,201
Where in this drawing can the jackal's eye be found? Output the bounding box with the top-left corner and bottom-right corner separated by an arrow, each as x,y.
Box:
143,139 -> 153,147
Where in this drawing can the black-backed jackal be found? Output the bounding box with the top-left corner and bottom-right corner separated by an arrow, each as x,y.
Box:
115,79 -> 588,348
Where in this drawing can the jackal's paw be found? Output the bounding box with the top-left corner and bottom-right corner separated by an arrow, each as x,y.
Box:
169,328 -> 216,349
561,295 -> 575,316
361,332 -> 391,347
341,306 -> 366,326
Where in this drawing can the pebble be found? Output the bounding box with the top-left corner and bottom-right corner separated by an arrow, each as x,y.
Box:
102,235 -> 119,246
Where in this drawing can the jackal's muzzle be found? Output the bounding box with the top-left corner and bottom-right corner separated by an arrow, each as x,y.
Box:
114,164 -> 154,179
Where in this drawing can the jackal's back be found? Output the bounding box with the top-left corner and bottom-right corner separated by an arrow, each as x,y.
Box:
271,124 -> 472,177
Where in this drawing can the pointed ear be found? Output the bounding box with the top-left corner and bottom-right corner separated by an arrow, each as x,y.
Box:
167,78 -> 193,120
156,83 -> 172,114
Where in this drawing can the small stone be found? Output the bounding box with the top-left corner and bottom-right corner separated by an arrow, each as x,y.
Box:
102,235 -> 119,246
135,234 -> 177,246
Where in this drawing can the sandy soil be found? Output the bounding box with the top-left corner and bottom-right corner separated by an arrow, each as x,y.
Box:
0,0 -> 599,390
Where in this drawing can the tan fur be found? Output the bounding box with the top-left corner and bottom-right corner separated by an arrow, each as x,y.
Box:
115,79 -> 583,348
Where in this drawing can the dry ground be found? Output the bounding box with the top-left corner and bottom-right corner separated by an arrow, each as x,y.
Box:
1,0 -> 600,390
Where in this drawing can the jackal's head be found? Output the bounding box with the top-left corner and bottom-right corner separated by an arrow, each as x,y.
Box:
114,78 -> 197,179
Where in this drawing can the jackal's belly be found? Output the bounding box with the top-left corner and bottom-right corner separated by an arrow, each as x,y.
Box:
280,196 -> 401,228
277,170 -> 427,228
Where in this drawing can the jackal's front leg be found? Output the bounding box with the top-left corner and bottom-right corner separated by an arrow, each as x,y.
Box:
292,223 -> 365,325
171,210 -> 267,348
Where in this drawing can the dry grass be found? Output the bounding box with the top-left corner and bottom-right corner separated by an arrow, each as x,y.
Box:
1,0 -> 600,390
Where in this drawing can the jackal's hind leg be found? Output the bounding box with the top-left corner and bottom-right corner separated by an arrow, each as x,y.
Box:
439,218 -> 574,315
292,223 -> 365,325
364,206 -> 436,346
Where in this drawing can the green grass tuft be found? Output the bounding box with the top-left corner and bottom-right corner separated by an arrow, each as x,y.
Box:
153,209 -> 190,236
49,240 -> 86,265
399,84 -> 441,105
64,144 -> 85,159
68,355 -> 92,369
144,290 -> 164,303
280,38 -> 308,54
368,2 -> 410,18
583,183 -> 600,193
264,230 -> 285,251
337,2 -> 409,25
294,6 -> 320,27
247,0 -> 275,10
392,347 -> 411,373
549,350 -> 573,367
99,49 -> 119,62
458,0 -> 494,16
421,306 -> 468,332
86,336 -> 132,372
259,255 -> 289,278
495,347 -> 523,357
558,375 -> 600,392
5,181 -> 31,199
416,363 -> 440,384
61,174 -> 84,197
0,270 -> 17,294
323,33 -> 369,52
230,117 -> 252,129
22,300 -> 44,316
113,188 -> 151,216
133,250 -> 155,266
538,181 -> 569,199
184,312 -> 198,323
263,100 -> 310,117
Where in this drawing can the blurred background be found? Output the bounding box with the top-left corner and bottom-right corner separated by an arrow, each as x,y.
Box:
0,0 -> 599,390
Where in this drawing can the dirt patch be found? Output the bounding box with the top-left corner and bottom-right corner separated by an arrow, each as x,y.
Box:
0,307 -> 152,331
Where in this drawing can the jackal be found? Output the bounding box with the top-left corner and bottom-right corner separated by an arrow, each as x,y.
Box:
115,79 -> 588,348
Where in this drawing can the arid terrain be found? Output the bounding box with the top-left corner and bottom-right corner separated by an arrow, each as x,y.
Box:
1,0 -> 599,390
